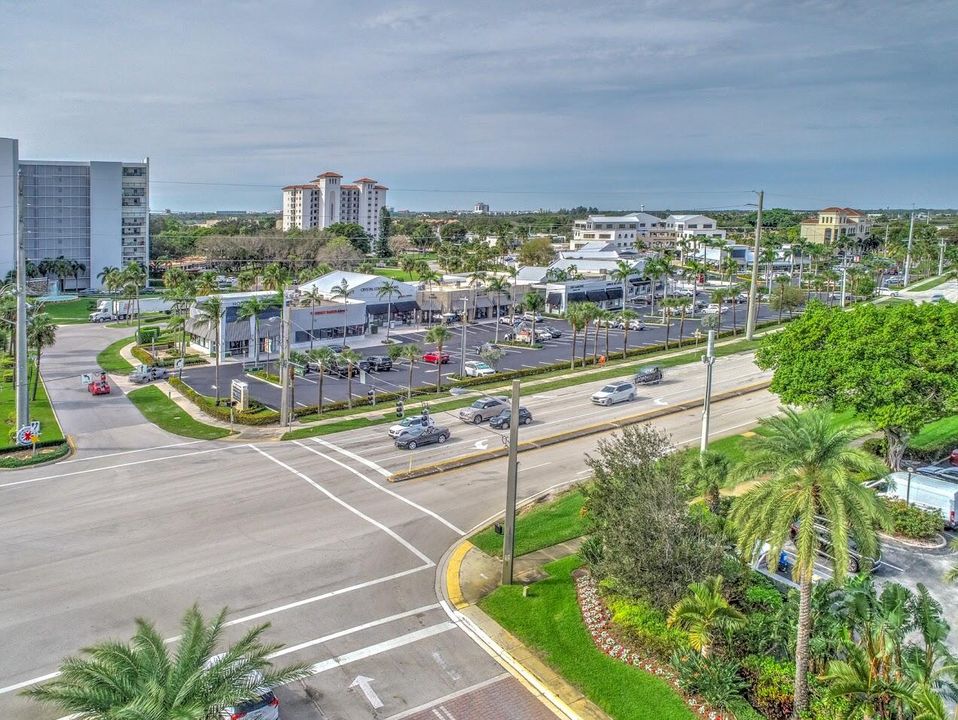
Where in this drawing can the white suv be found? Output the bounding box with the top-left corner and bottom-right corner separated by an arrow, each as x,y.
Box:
591,382 -> 635,406
388,415 -> 434,438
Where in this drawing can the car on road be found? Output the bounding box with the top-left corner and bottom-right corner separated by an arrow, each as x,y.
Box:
489,406 -> 533,429
394,424 -> 450,449
128,364 -> 170,384
930,293 -> 946,303
458,396 -> 509,424
633,365 -> 663,385
327,359 -> 358,378
591,381 -> 635,406
423,350 -> 451,364
499,315 -> 518,325
463,360 -> 496,377
789,518 -> 881,573
440,312 -> 460,323
388,414 -> 434,438
358,355 -> 392,372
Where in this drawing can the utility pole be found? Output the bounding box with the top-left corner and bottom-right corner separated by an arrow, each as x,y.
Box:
15,170 -> 29,431
458,297 -> 468,379
745,190 -> 763,340
903,208 -> 915,286
938,238 -> 946,276
699,327 -> 715,453
840,266 -> 847,308
501,379 -> 521,585
279,290 -> 291,427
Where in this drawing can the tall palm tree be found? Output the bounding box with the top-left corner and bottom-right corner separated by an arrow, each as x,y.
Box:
195,270 -> 218,296
578,302 -> 599,366
424,325 -> 451,392
66,259 -> 85,291
667,576 -> 744,657
162,267 -> 187,291
711,288 -> 728,334
237,296 -> 276,368
27,312 -> 56,401
643,256 -> 669,317
660,297 -> 679,349
376,280 -> 401,340
398,343 -> 421,398
330,280 -> 354,345
307,345 -> 335,415
610,260 -> 634,312
466,270 -> 487,323
195,297 -> 224,404
566,302 -> 587,369
96,265 -> 119,290
618,309 -> 638,360
25,604 -> 310,720
339,348 -> 362,409
674,296 -> 692,346
261,262 -> 290,292
727,282 -> 742,335
237,268 -> 258,292
730,407 -> 890,716
419,269 -> 441,289
523,292 -> 545,345
594,308 -> 613,359
122,261 -> 147,334
685,259 -> 708,316
300,288 -> 324,351
485,276 -> 511,343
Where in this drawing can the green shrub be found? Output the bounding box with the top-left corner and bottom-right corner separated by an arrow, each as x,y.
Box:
580,535 -> 603,567
744,584 -> 784,611
861,437 -> 887,458
882,497 -> 944,539
607,596 -> 689,659
670,652 -> 745,709
169,377 -> 279,426
741,655 -> 794,720
137,327 -> 160,344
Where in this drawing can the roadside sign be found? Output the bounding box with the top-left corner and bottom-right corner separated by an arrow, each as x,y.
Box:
173,358 -> 185,371
16,426 -> 36,446
359,369 -> 367,385
81,373 -> 92,384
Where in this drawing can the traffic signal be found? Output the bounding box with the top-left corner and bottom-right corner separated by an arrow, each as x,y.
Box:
396,401 -> 404,418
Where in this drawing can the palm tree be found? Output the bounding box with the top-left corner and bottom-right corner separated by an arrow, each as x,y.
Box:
419,269 -> 441,289
486,276 -> 511,343
398,343 -> 421,398
162,267 -> 187,291
237,296 -> 276,369
643,257 -> 669,317
730,407 -> 891,716
610,260 -> 634,312
595,308 -> 614,359
339,348 -> 362,409
300,287 -> 324,351
618,309 -> 638,360
674,296 -> 692,346
682,450 -> 730,515
523,292 -> 545,345
946,540 -> 958,584
122,261 -> 147,334
237,268 -> 258,291
685,259 -> 708,316
727,282 -> 742,335
307,346 -> 336,415
195,297 -> 224,404
577,302 -> 598,366
195,270 -> 218,296
660,298 -> 677,351
667,576 -> 744,657
96,265 -> 118,290
262,262 -> 290,292
566,302 -> 587,369
330,280 -> 354,345
27,312 -> 56,401
377,280 -> 401,340
466,270 -> 487,323
711,288 -> 728,334
25,604 -> 310,720
425,325 -> 451,392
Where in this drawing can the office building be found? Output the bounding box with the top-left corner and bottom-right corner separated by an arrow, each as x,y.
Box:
664,214 -> 727,241
282,172 -> 388,240
571,212 -> 669,250
800,207 -> 871,245
0,137 -> 149,290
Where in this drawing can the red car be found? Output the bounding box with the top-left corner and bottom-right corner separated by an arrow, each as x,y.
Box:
950,448 -> 958,467
423,350 -> 450,364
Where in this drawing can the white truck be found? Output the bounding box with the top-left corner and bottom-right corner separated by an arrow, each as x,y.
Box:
89,297 -> 174,322
871,471 -> 958,529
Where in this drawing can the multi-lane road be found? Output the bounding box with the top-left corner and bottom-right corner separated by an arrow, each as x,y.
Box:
0,324 -> 785,719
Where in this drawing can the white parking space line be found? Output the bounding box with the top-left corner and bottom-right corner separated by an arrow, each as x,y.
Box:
384,674 -> 511,720
269,603 -> 441,658
296,440 -> 465,535
251,445 -> 435,565
57,439 -> 206,464
313,438 -> 392,477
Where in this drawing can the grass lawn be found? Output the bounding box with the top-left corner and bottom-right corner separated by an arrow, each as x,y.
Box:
372,267 -> 416,281
40,297 -> 104,324
479,556 -> 696,720
127,386 -> 231,440
106,313 -> 171,329
909,414 -> 958,451
0,366 -> 64,449
97,336 -> 136,373
907,275 -> 950,292
470,490 -> 587,557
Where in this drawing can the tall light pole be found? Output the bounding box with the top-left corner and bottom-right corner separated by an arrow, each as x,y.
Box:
745,190 -> 763,340
699,323 -> 716,453
458,297 -> 468,378
278,289 -> 291,428
839,266 -> 848,309
938,238 -> 946,276
903,208 -> 916,286
501,379 -> 521,585
15,170 -> 29,431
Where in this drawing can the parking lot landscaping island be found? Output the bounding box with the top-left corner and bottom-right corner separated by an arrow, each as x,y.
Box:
126,386 -> 232,440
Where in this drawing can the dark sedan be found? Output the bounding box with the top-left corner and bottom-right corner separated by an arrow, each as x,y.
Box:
489,407 -> 533,429
359,355 -> 392,372
394,424 -> 451,450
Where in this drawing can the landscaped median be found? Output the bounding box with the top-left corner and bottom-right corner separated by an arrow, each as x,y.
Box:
96,335 -> 137,373
127,386 -> 231,440
0,365 -> 69,468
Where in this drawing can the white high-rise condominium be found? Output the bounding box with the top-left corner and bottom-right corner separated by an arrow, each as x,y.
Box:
282,171 -> 388,240
0,137 -> 149,290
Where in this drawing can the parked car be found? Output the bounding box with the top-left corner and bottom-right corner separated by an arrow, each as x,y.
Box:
704,303 -> 728,314
627,319 -> 645,331
458,396 -> 509,424
388,414 -> 434,438
328,359 -> 358,378
521,312 -> 543,322
358,355 -> 392,372
395,424 -> 450,449
591,381 -> 635,406
463,360 -> 496,377
915,466 -> 958,483
423,350 -> 451,364
499,315 -> 518,325
930,293 -> 946,303
128,364 -> 169,384
474,342 -> 501,354
205,655 -> 282,720
538,326 -> 562,338
951,448 -> 958,467
633,365 -> 663,385
440,312 -> 460,323
789,517 -> 881,573
870,472 -> 958,528
489,407 -> 533,429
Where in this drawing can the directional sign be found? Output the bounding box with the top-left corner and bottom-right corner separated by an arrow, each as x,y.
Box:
81,373 -> 92,384
350,675 -> 383,709
474,438 -> 489,450
173,358 -> 185,371
16,426 -> 35,446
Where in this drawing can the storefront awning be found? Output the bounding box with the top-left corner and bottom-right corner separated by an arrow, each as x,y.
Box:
587,290 -> 609,301
567,291 -> 587,302
546,292 -> 562,306
393,300 -> 418,312
607,287 -> 623,299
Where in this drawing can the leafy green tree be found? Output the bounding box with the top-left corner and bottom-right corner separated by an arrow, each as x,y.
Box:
121,261 -> 148,334
237,268 -> 259,291
195,297 -> 224,404
307,345 -> 336,415
565,302 -> 589,369
756,302 -> 958,469
517,236 -> 555,267
730,407 -> 890,716
237,295 -> 278,368
486,276 -> 511,343
326,222 -> 370,253
25,604 -> 310,720
439,222 -> 467,243
261,263 -> 290,292
377,208 -> 392,257
27,312 -> 56,401
425,325 -> 451,392
97,265 -> 119,289
195,270 -> 218,296
668,577 -> 745,657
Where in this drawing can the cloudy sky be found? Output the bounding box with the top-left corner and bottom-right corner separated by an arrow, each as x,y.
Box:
2,0 -> 956,212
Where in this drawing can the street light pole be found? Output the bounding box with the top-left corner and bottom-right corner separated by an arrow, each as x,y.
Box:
15,169 -> 29,431
840,266 -> 848,309
459,297 -> 468,379
905,466 -> 914,507
903,208 -> 915,286
501,379 -> 521,585
279,289 -> 291,427
700,326 -> 716,453
745,190 -> 763,340
938,238 -> 946,277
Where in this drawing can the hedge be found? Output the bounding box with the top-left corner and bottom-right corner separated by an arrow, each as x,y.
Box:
882,497 -> 944,539
169,377 -> 279,425
0,437 -> 67,455
131,344 -> 207,368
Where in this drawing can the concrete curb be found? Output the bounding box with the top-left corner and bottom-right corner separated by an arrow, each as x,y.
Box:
389,379 -> 772,482
879,531 -> 949,551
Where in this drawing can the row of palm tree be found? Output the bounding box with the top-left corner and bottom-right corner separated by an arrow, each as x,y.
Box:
98,261 -> 148,332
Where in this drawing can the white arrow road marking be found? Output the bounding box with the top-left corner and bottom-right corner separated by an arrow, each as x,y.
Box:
432,651 -> 462,681
654,397 -> 669,406
351,675 -> 384,709
474,438 -> 489,450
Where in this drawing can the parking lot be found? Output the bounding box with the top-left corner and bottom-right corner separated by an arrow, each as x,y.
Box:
179,298 -> 784,410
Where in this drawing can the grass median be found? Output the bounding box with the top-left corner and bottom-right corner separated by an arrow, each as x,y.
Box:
480,555 -> 696,720
127,386 -> 231,440
97,336 -> 136,373
470,490 -> 588,557
41,297 -> 104,324
906,275 -> 950,292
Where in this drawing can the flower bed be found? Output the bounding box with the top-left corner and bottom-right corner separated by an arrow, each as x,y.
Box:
574,569 -> 735,720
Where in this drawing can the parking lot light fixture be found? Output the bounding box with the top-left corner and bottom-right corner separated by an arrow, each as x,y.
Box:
906,466 -> 914,506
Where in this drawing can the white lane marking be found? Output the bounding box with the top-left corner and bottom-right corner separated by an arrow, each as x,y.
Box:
519,462 -> 552,473
351,675 -> 384,710
57,440 -> 205,465
0,445 -> 246,491
2,565 -> 433,696
295,441 -> 465,535
386,677 -> 511,718
302,622 -> 456,676
251,445 -> 434,565
313,437 -> 392,478
269,603 -> 441,659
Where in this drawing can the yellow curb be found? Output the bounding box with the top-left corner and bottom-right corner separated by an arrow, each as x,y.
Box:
447,540 -> 473,610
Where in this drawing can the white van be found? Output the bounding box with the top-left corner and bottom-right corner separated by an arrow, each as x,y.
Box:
871,472 -> 958,528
